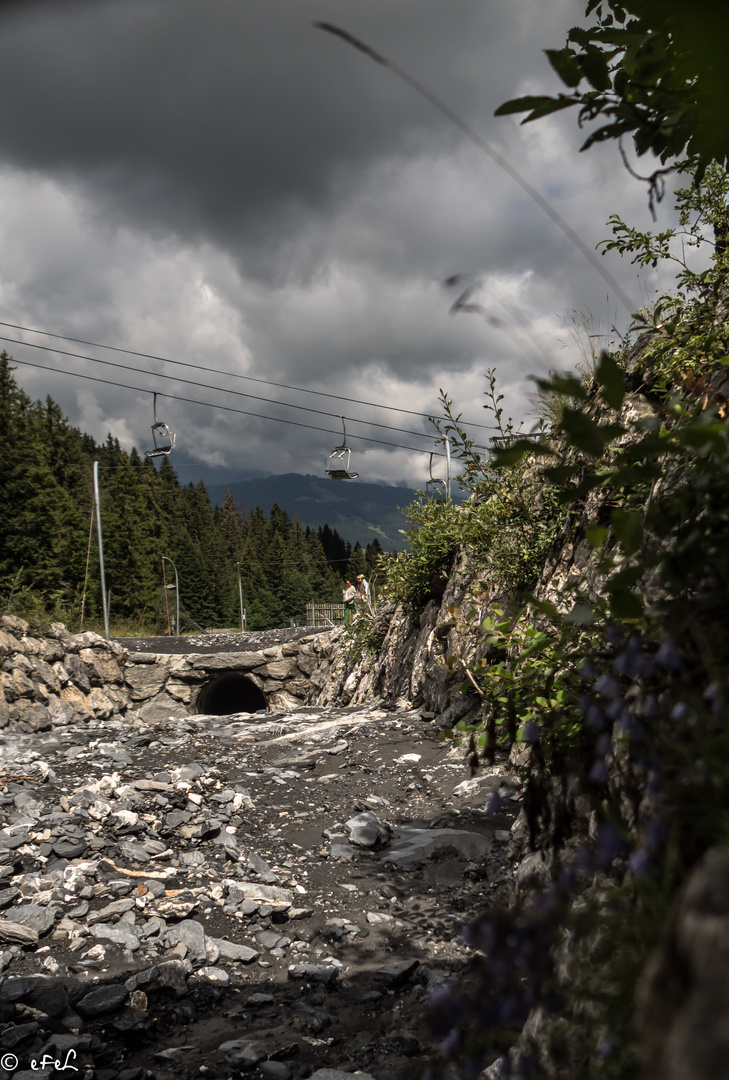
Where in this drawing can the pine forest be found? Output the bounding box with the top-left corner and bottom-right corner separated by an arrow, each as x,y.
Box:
0,353 -> 384,634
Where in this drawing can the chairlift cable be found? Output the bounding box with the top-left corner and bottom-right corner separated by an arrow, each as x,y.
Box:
315,23 -> 636,315
0,334 -> 499,442
0,319 -> 499,431
8,356 -> 450,457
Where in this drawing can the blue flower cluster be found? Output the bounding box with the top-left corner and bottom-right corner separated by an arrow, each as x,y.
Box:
425,623 -> 727,1078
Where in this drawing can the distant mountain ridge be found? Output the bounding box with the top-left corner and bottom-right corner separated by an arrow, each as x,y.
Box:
206,473 -> 419,549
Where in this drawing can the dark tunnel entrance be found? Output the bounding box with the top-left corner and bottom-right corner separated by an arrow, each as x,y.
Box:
195,674 -> 268,716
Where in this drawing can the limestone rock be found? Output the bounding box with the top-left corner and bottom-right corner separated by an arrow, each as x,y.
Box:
0,615 -> 30,636
0,919 -> 39,946
64,653 -> 93,692
125,663 -> 169,701
137,691 -> 189,723
637,847 -> 729,1080
261,659 -> 297,680
382,825 -> 491,866
6,700 -> 52,732
88,687 -> 116,719
60,686 -> 94,721
0,630 -> 20,655
80,647 -> 124,685
190,652 -> 266,671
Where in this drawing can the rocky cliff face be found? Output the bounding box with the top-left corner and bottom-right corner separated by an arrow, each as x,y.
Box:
303,383 -> 729,1080
308,549 -> 509,726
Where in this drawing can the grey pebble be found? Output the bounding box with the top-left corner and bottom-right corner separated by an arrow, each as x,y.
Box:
163,919 -> 207,961
5,905 -> 57,935
287,963 -> 339,985
209,937 -> 260,963
77,983 -> 128,1017
219,1038 -> 268,1066
117,840 -> 151,862
196,966 -> 230,983
259,1062 -> 293,1080
91,924 -> 141,950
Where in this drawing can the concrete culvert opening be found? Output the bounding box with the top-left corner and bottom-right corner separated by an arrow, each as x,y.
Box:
196,674 -> 267,716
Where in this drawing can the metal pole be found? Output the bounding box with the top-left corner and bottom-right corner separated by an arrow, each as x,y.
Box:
445,440 -> 452,500
237,562 -> 245,632
162,557 -> 179,636
161,558 -> 171,635
93,461 -> 110,640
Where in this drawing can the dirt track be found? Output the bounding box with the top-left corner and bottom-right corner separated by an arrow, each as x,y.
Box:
113,628 -> 317,656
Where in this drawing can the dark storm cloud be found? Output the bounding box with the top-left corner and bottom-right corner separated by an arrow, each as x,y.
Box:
0,0 -> 580,273
0,0 -> 673,486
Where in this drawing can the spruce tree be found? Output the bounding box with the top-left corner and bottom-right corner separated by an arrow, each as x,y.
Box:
0,354 -> 381,632
346,542 -> 368,580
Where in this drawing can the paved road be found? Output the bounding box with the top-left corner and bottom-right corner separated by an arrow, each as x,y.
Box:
112,625 -> 326,654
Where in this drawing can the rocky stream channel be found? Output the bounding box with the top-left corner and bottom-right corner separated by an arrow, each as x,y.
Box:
0,618 -> 523,1080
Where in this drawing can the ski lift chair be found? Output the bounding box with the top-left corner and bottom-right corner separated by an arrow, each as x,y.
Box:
326,416 -> 359,479
426,452 -> 447,498
145,393 -> 176,458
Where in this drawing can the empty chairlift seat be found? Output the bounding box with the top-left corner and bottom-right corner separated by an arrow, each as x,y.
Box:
426,452 -> 448,499
145,393 -> 176,459
325,416 -> 359,480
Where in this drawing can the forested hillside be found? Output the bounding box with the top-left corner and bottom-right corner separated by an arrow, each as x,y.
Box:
0,354 -> 383,633
206,473 -> 415,550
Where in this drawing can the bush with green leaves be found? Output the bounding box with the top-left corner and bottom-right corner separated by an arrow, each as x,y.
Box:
429,360 -> 729,1079
427,208 -> 729,1077
421,23 -> 729,1077
494,0 -> 729,193
443,605 -> 591,772
599,163 -> 729,387
381,370 -> 565,612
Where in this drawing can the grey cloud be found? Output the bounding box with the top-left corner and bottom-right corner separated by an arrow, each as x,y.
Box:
0,0 -> 676,490
0,0 -> 583,271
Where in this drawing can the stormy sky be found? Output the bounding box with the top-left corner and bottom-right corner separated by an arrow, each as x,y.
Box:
0,0 -> 682,490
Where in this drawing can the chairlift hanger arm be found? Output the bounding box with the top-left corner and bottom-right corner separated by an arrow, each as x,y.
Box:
325,415 -> 359,479
145,392 -> 176,458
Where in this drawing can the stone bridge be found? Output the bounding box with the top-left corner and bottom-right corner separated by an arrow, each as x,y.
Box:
0,616 -> 334,732
125,638 -> 329,722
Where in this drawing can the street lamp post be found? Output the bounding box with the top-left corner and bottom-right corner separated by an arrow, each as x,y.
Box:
161,557 -> 180,636
236,562 -> 246,632
93,461 -> 110,640
445,439 -> 452,500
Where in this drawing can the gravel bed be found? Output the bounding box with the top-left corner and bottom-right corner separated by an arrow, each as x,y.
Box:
0,702 -> 519,1080
113,629 -> 322,656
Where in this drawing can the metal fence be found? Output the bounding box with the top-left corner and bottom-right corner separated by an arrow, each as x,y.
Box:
306,602 -> 346,627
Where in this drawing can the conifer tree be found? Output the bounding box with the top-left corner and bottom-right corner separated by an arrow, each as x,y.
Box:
346,542 -> 368,581
0,354 -> 381,631
365,538 -> 384,575
218,489 -> 245,562
318,524 -> 349,577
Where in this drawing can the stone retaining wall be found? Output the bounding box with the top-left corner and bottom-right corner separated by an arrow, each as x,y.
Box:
0,615 -> 334,732
308,549 -> 509,726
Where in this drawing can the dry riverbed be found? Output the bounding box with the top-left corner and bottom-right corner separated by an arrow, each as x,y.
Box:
0,702 -> 520,1080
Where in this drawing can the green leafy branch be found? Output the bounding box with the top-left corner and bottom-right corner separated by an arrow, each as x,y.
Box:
495,1 -> 729,193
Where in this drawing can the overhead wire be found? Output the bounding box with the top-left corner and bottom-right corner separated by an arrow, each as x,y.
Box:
0,318 -> 500,432
0,333 -> 498,446
0,24 -> 634,472
315,23 -> 637,316
8,355 -> 451,457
